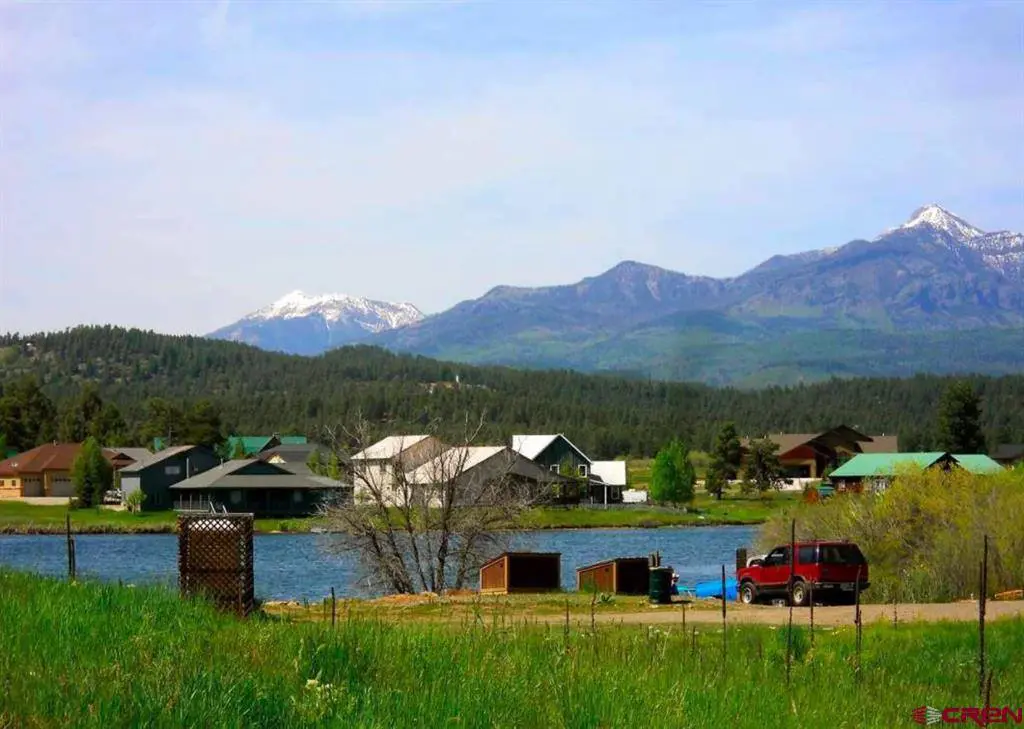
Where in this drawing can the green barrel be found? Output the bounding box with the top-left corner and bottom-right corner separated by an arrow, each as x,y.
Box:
649,567 -> 673,604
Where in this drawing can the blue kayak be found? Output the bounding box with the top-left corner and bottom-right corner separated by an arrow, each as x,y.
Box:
686,577 -> 738,601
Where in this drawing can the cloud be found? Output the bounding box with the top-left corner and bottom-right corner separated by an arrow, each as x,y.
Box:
1,2 -> 1021,335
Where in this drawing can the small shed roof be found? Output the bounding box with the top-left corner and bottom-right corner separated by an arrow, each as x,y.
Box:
991,444 -> 1024,462
951,454 -> 1005,474
480,551 -> 561,569
227,436 -> 278,455
829,452 -> 946,478
351,435 -> 432,461
278,435 -> 308,445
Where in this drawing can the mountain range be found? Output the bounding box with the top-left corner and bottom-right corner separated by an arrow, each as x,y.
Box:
208,205 -> 1024,385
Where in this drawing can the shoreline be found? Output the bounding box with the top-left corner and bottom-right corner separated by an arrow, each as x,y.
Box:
0,517 -> 766,536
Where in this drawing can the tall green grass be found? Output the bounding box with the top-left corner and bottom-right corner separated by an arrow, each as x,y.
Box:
760,468 -> 1024,602
1,570 -> 1022,727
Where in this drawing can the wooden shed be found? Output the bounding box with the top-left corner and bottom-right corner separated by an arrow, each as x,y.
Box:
576,557 -> 650,595
479,552 -> 561,595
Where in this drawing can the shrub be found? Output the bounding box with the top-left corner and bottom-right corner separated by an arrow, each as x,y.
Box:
125,489 -> 146,513
759,467 -> 1024,602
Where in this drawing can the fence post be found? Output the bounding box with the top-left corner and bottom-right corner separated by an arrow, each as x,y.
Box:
721,564 -> 728,668
65,514 -> 76,582
331,586 -> 337,628
979,534 -> 988,703
786,518 -> 795,686
854,566 -> 863,683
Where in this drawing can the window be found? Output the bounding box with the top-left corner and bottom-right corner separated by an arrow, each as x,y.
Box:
819,544 -> 866,566
577,464 -> 588,477
549,464 -> 559,473
230,490 -> 242,505
763,547 -> 790,567
798,546 -> 817,565
165,465 -> 181,476
292,491 -> 303,503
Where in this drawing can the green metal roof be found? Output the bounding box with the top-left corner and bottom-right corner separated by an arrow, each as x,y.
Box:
278,435 -> 308,445
829,453 -> 946,478
227,436 -> 276,455
951,454 -> 1005,474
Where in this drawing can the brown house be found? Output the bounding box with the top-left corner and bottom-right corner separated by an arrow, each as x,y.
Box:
742,426 -> 899,479
0,443 -> 126,498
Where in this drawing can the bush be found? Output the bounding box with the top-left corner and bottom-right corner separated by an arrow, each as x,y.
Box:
759,467 -> 1024,603
125,489 -> 146,513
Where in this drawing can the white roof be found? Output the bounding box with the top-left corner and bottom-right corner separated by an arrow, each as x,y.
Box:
510,434 -> 591,463
590,460 -> 627,487
351,435 -> 431,461
406,446 -> 506,485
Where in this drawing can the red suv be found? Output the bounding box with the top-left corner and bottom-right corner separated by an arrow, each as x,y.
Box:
737,541 -> 869,606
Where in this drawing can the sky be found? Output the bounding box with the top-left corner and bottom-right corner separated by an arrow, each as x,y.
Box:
1,0 -> 1022,334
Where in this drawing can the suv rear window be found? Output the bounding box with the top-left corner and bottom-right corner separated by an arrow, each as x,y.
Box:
818,544 -> 866,565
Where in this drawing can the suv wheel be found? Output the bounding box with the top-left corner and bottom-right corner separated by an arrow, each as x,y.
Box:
790,580 -> 808,607
739,581 -> 757,605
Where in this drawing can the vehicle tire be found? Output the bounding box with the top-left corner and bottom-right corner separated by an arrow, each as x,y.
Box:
739,581 -> 758,605
789,579 -> 808,607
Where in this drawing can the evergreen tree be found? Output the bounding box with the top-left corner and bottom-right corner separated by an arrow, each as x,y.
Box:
71,437 -> 113,507
58,383 -> 104,442
0,376 -> 57,452
139,398 -> 185,448
707,422 -> 743,500
91,402 -> 128,445
743,437 -> 784,493
937,381 -> 986,454
231,439 -> 247,459
327,452 -> 341,481
306,450 -> 323,476
649,439 -> 695,506
183,400 -> 225,450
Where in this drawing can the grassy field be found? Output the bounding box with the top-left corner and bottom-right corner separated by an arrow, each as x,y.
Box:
0,492 -> 795,534
2,570 -> 1021,728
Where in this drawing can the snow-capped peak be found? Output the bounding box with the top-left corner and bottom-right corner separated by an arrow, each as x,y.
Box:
248,291 -> 423,331
884,204 -> 985,242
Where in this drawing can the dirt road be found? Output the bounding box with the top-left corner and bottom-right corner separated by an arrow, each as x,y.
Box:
533,600 -> 1024,627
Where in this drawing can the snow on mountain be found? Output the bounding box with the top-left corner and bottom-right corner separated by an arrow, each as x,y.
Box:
249,291 -> 422,331
880,203 -> 984,242
207,291 -> 423,355
968,231 -> 1024,279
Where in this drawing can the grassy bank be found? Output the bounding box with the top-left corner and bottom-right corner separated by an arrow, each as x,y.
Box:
0,493 -> 794,534
1,571 -> 1021,728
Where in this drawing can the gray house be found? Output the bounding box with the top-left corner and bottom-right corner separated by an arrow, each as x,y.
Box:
170,459 -> 350,516
119,445 -> 219,511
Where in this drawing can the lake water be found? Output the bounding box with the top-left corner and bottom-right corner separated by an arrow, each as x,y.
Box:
0,526 -> 756,601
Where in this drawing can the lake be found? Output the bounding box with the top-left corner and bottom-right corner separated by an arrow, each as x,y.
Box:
0,526 -> 756,601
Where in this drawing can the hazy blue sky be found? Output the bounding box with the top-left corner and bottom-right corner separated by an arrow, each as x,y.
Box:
2,1 -> 1022,334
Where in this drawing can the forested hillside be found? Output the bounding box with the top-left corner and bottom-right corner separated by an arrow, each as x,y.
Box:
1,327 -> 1022,458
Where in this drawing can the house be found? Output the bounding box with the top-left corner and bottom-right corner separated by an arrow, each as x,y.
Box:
742,426 -> 900,479
119,445 -> 220,510
258,443 -> 327,476
0,443 -> 125,499
170,459 -> 350,516
511,434 -> 592,478
511,434 -> 626,504
828,452 -> 1004,493
105,447 -> 153,471
405,446 -> 560,506
991,444 -> 1024,468
350,435 -> 445,504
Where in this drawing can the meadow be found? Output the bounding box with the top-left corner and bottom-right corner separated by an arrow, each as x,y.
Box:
1,570 -> 1021,728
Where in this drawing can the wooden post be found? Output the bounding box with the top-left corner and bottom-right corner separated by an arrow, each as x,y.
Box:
721,564 -> 727,664
331,586 -> 337,628
854,565 -> 863,683
979,534 -> 988,703
809,578 -> 815,646
65,514 -> 76,582
786,518 -> 795,686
